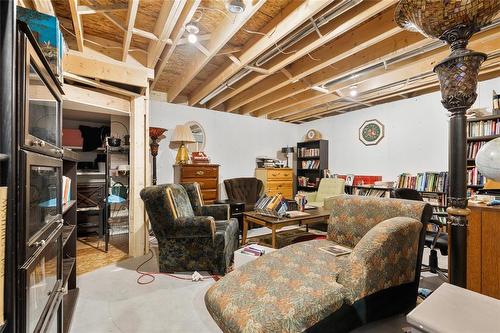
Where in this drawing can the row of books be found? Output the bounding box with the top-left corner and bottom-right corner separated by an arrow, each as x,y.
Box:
467,141 -> 486,160
467,119 -> 500,137
352,187 -> 389,197
254,194 -> 288,217
396,172 -> 448,193
300,160 -> 320,169
297,148 -> 320,157
62,176 -> 72,204
297,176 -> 320,188
467,167 -> 485,186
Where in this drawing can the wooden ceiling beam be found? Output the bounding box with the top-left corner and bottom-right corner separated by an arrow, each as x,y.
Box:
240,8 -> 408,115
271,28 -> 500,120
77,4 -> 128,15
102,12 -> 126,31
32,0 -> 55,16
291,60 -> 500,122
133,28 -> 158,41
187,0 -> 332,106
63,72 -> 141,97
260,32 -> 435,118
151,0 -> 201,89
68,0 -> 84,51
226,2 -> 401,114
63,50 -> 154,88
147,0 -> 187,68
166,0 -> 267,102
122,0 -> 139,62
207,0 -> 397,110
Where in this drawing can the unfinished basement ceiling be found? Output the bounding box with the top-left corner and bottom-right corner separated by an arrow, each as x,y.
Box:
29,1 -> 500,122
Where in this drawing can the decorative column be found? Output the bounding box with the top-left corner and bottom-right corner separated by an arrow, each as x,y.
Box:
395,1 -> 500,287
149,127 -> 167,185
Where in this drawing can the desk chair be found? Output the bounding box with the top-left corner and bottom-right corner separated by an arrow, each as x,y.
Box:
392,188 -> 448,280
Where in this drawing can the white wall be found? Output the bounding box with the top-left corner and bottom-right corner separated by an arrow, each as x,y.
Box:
298,77 -> 500,181
150,101 -> 298,198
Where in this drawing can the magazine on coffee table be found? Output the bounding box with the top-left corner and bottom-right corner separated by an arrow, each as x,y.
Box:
319,245 -> 352,256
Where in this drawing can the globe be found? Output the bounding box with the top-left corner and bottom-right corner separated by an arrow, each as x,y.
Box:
476,137 -> 500,181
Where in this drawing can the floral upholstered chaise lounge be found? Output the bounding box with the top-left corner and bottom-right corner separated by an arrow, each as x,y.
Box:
205,195 -> 432,333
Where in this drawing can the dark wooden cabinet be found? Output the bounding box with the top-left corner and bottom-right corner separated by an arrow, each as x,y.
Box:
174,164 -> 219,204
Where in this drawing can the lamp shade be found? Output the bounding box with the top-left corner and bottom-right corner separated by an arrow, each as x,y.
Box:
170,125 -> 195,143
281,146 -> 295,154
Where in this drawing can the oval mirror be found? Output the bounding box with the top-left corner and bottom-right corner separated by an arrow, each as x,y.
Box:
185,121 -> 206,152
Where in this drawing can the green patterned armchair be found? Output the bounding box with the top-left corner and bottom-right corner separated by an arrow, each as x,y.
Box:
140,183 -> 239,275
205,195 -> 432,332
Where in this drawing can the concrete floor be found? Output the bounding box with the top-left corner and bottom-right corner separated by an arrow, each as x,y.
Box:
71,247 -> 445,333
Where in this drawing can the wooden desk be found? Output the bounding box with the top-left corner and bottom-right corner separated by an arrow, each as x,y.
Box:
467,203 -> 500,299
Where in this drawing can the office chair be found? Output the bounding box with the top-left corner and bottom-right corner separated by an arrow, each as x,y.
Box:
392,188 -> 448,280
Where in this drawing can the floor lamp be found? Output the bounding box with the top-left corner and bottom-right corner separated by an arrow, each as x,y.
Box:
396,0 -> 500,287
149,127 -> 167,185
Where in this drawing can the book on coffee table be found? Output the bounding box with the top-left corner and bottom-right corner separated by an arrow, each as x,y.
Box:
319,245 -> 351,256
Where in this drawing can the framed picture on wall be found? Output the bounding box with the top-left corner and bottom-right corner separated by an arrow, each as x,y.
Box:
359,119 -> 384,146
345,174 -> 355,186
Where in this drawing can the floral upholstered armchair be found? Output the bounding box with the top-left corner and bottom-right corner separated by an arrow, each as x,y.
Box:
205,195 -> 432,332
140,183 -> 239,275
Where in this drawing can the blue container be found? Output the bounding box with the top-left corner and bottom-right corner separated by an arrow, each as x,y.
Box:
17,6 -> 64,82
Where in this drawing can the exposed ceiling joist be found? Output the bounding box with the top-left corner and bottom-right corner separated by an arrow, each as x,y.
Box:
102,12 -> 126,31
147,0 -> 187,68
133,28 -> 158,41
63,50 -> 154,88
207,0 -> 397,110
166,0 -> 268,103
252,30 -> 430,117
188,0 -> 332,106
63,72 -> 141,97
241,7 -> 405,115
293,61 -> 500,121
122,0 -> 140,62
151,0 -> 202,89
271,28 -> 500,120
32,0 -> 55,16
77,4 -> 128,15
68,0 -> 84,51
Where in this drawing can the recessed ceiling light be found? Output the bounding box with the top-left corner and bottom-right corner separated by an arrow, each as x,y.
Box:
225,0 -> 246,14
349,85 -> 358,97
311,86 -> 330,94
187,33 -> 198,44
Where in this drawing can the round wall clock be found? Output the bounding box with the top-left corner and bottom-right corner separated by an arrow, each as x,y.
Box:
305,129 -> 322,141
359,119 -> 384,146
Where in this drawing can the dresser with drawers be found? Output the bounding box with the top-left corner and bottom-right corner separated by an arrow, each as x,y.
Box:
255,168 -> 294,199
174,164 -> 219,204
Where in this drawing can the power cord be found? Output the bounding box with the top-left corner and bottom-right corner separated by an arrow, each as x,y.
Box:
135,249 -> 219,285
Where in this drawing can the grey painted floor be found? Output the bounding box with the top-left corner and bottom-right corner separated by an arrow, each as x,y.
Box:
71,244 -> 445,333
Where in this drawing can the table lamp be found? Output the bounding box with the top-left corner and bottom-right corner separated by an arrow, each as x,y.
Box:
170,124 -> 195,164
281,146 -> 294,168
149,127 -> 167,185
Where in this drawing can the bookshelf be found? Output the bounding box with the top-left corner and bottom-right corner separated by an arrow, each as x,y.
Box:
395,172 -> 449,207
296,139 -> 328,192
466,114 -> 500,195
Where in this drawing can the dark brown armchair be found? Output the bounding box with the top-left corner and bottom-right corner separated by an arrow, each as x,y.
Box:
223,177 -> 263,211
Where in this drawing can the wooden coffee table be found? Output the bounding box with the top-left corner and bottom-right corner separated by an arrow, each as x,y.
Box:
242,209 -> 330,249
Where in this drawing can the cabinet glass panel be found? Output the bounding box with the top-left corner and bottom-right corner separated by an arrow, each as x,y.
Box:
29,164 -> 60,240
28,64 -> 58,146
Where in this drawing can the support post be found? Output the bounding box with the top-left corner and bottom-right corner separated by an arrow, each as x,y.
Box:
447,108 -> 469,287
